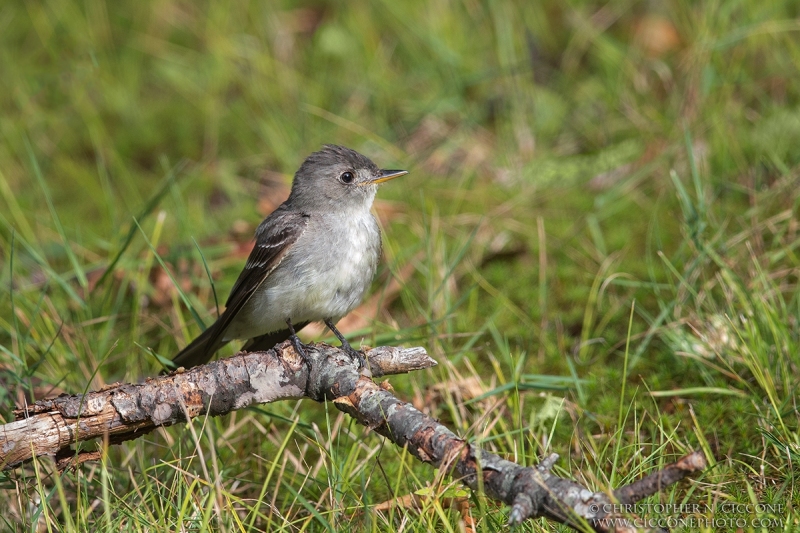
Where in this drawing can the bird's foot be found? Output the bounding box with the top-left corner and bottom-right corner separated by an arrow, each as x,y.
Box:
343,345 -> 371,378
291,335 -> 313,372
343,345 -> 369,372
286,319 -> 312,373
324,318 -> 371,378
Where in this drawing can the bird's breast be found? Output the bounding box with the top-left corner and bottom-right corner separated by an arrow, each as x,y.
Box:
242,210 -> 381,333
309,211 -> 381,308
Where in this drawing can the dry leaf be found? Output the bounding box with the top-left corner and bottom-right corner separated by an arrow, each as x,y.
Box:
425,376 -> 489,406
633,16 -> 680,57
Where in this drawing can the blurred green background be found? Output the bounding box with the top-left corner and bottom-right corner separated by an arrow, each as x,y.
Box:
1,1 -> 799,531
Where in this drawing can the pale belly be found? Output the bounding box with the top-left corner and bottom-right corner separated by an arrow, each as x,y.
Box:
223,212 -> 380,340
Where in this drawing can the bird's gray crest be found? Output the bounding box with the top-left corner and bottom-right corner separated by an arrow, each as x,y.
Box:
296,145 -> 379,178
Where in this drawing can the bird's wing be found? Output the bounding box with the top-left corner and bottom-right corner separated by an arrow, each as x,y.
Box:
171,208 -> 309,369
225,208 -> 309,307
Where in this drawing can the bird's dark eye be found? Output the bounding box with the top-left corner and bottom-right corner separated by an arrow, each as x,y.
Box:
340,171 -> 355,184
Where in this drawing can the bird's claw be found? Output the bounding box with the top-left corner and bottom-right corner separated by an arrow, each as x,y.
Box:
285,318 -> 313,373
289,334 -> 312,373
343,346 -> 371,378
322,318 -> 372,377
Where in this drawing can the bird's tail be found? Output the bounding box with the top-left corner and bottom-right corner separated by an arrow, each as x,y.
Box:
240,322 -> 310,352
169,321 -> 311,372
170,325 -> 227,370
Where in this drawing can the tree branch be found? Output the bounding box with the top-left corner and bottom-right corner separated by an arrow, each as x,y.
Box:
1,342 -> 706,531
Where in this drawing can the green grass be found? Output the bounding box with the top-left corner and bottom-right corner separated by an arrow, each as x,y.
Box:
2,0 -> 800,531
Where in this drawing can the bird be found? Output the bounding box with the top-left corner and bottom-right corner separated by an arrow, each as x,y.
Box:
170,144 -> 407,372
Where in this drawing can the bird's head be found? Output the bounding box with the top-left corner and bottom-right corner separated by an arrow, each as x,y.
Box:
289,145 -> 407,212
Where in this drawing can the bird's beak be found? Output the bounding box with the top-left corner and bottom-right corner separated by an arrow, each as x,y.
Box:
365,169 -> 408,185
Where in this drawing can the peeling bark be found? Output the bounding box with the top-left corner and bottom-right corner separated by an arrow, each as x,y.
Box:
0,342 -> 706,531
1,343 -> 431,469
